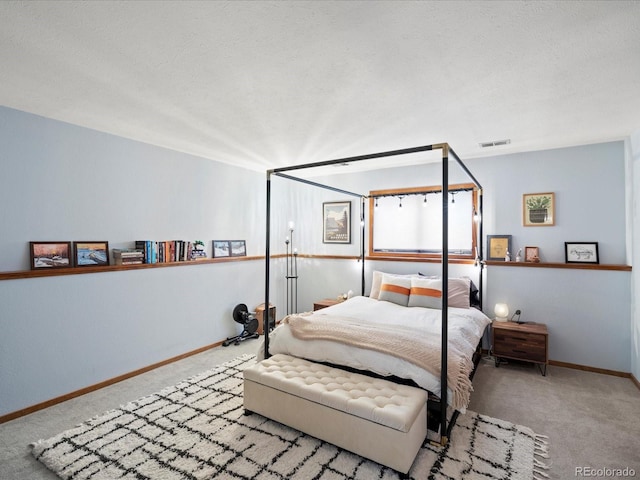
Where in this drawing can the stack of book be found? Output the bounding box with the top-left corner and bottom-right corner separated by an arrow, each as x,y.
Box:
112,249 -> 144,265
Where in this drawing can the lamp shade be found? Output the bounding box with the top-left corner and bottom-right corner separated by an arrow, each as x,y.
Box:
494,303 -> 509,321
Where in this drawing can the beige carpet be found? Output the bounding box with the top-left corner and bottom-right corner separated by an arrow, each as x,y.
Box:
31,354 -> 549,479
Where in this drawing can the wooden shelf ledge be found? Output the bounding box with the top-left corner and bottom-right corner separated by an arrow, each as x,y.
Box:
485,260 -> 631,271
1,254 -> 631,281
0,255 -> 264,281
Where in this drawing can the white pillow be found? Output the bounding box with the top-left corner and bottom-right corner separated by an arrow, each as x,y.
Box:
448,277 -> 471,309
408,277 -> 442,309
369,271 -> 416,299
378,274 -> 412,306
420,273 -> 477,308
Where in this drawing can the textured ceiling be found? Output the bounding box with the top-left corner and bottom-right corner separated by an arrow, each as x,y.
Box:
1,0 -> 639,172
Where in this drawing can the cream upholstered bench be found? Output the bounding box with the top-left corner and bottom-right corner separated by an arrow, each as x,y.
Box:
243,353 -> 427,475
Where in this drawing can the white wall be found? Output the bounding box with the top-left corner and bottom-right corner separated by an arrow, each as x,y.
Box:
0,107 -> 269,417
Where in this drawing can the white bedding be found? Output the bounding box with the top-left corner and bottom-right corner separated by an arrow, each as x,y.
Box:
258,296 -> 491,411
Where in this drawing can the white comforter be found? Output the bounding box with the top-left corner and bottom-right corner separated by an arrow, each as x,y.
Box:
258,296 -> 491,410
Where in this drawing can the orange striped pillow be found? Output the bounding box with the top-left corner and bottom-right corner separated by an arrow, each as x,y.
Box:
378,274 -> 412,306
408,277 -> 442,309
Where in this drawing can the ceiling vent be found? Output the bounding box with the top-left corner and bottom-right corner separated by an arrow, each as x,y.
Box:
479,139 -> 511,148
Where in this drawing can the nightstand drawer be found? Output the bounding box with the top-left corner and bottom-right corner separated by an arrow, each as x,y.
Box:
492,321 -> 548,375
493,331 -> 547,363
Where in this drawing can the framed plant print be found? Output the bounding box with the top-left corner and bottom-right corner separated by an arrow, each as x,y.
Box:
487,235 -> 512,261
230,240 -> 247,257
565,242 -> 599,264
74,241 -> 110,266
525,246 -> 540,263
29,241 -> 72,269
213,240 -> 231,258
323,201 -> 351,244
523,192 -> 555,226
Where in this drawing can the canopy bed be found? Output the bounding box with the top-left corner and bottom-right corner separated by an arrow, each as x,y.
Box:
253,144 -> 486,461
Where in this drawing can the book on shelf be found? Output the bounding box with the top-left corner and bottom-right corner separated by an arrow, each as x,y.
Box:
134,240 -> 203,263
135,240 -> 158,264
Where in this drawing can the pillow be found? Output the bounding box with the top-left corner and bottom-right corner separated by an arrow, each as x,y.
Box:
412,275 -> 472,308
378,274 -> 412,306
408,277 -> 442,309
468,278 -> 480,307
369,271 -> 415,299
448,277 -> 471,309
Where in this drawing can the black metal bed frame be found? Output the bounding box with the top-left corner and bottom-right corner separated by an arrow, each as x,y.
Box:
263,143 -> 484,445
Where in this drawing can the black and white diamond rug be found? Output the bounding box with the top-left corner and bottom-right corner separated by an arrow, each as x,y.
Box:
31,354 -> 550,479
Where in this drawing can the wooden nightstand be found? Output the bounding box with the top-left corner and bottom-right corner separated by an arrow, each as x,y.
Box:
491,321 -> 548,376
254,303 -> 276,335
313,299 -> 342,311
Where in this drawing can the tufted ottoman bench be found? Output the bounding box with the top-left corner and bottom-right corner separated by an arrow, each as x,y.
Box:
243,353 -> 427,475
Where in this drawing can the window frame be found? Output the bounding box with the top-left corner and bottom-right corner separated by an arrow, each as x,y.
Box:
368,182 -> 479,260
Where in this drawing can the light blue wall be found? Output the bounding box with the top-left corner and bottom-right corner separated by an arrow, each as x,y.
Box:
629,131 -> 640,382
0,107 -> 269,417
472,143 -> 630,372
0,105 -> 633,418
283,142 -> 631,372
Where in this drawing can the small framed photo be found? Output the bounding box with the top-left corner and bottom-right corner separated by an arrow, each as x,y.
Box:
323,201 -> 351,244
523,192 -> 555,226
213,240 -> 231,258
230,240 -> 247,257
487,235 -> 512,261
525,246 -> 540,263
29,241 -> 72,269
74,241 -> 110,267
565,242 -> 599,264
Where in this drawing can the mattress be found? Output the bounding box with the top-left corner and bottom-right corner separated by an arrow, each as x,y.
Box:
258,296 -> 491,411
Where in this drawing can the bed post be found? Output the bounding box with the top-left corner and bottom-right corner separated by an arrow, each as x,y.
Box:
440,144 -> 449,446
360,196 -> 366,296
264,170 -> 272,360
478,188 -> 484,310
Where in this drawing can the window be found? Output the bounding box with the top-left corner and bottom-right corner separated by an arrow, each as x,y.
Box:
368,183 -> 478,259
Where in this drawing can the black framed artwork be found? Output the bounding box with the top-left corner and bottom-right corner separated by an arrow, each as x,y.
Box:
486,235 -> 512,261
74,241 -> 109,267
565,242 -> 599,264
29,241 -> 72,269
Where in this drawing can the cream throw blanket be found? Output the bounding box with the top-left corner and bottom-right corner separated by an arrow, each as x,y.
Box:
282,313 -> 474,411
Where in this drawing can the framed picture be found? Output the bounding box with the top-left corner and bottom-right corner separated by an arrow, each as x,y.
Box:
29,241 -> 72,269
323,201 -> 351,244
523,192 -> 555,226
213,240 -> 231,258
74,241 -> 110,267
230,240 -> 247,257
565,242 -> 599,264
487,235 -> 512,261
525,246 -> 540,263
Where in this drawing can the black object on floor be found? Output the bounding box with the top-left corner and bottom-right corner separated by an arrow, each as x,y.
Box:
223,303 -> 260,347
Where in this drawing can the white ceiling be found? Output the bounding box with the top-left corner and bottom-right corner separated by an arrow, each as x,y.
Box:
1,0 -> 639,172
